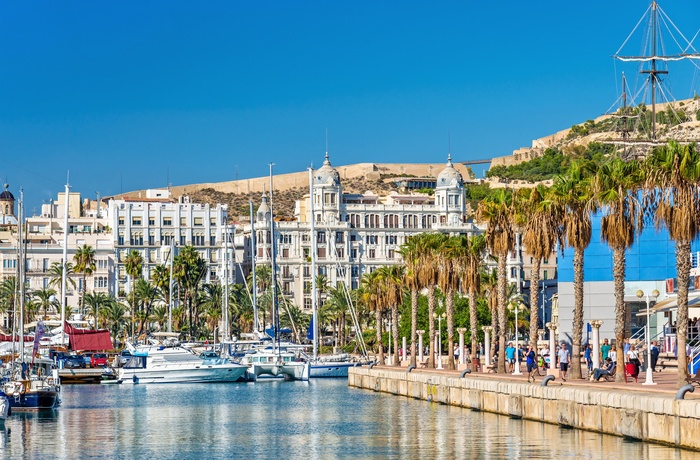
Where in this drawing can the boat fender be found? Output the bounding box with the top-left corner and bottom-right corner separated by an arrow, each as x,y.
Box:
540,375 -> 555,387
460,369 -> 471,378
676,384 -> 695,400
19,384 -> 25,395
407,365 -> 416,373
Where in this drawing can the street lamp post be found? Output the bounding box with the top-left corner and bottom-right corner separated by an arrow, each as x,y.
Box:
433,312 -> 446,370
508,302 -> 523,375
636,289 -> 660,385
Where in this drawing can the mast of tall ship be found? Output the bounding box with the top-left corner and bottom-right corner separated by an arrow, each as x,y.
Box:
18,189 -> 25,361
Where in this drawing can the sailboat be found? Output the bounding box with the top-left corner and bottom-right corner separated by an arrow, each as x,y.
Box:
0,190 -> 60,411
238,165 -> 309,381
305,159 -> 367,378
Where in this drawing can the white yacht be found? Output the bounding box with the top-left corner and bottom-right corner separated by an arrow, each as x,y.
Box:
239,346 -> 309,381
119,346 -> 248,384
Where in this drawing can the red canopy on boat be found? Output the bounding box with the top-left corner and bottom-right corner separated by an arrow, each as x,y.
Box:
0,334 -> 33,342
63,322 -> 113,351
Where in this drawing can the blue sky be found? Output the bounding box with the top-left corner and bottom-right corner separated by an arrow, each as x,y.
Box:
1,1 -> 699,213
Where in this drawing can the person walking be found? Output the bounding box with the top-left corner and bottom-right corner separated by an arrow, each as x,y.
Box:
505,342 -> 516,373
651,341 -> 660,372
601,338 -> 611,362
584,344 -> 593,377
558,342 -> 571,382
526,345 -> 537,383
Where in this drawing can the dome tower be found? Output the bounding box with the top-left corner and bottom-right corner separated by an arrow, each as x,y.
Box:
434,155 -> 465,226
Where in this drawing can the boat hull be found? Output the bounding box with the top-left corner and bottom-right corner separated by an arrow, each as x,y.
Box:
119,364 -> 248,384
2,390 -> 60,412
309,362 -> 360,378
246,362 -> 309,381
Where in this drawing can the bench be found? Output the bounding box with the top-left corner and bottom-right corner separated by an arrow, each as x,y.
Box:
484,364 -> 497,373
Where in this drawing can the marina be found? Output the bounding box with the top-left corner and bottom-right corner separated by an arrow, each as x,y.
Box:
0,378 -> 694,459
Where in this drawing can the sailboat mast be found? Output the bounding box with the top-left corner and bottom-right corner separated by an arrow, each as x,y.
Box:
249,201 -> 258,332
269,163 -> 280,352
223,222 -> 229,341
60,181 -> 70,347
309,167 -> 318,361
640,1 -> 667,140
18,190 -> 25,361
168,237 -> 174,332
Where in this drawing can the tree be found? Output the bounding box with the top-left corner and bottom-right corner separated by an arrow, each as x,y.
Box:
83,291 -> 110,329
552,160 -> 597,379
645,141 -> 700,388
399,235 -> 423,367
376,265 -> 404,367
437,236 -> 461,370
135,279 -> 160,335
124,250 -> 144,337
73,244 -> 96,315
460,234 -> 486,361
479,188 -> 516,374
173,246 -> 206,340
418,233 -> 445,368
48,261 -> 76,313
103,299 -> 129,345
31,287 -> 57,320
592,157 -> 644,382
360,270 -> 384,364
0,277 -> 18,333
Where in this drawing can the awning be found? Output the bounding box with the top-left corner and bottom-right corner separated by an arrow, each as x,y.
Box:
63,322 -> 113,351
637,295 -> 700,316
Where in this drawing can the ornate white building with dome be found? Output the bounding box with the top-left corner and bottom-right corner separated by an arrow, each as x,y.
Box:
238,154 -> 482,312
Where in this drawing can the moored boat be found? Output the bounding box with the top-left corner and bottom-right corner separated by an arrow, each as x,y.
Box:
239,347 -> 309,381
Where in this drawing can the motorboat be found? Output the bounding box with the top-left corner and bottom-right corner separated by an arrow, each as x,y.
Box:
0,360 -> 61,412
239,346 -> 309,381
118,346 -> 248,384
306,353 -> 364,378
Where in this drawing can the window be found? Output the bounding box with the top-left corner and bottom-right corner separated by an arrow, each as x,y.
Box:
366,235 -> 377,245
303,266 -> 311,278
388,249 -> 395,259
194,217 -> 203,226
210,235 -> 216,246
317,231 -> 326,243
543,270 -> 549,280
281,234 -> 292,244
349,214 -> 361,228
180,234 -> 186,246
43,278 -> 49,288
336,267 -> 346,277
282,248 -> 289,258
368,249 -> 376,259
336,248 -> 344,258
303,248 -> 310,259
351,266 -> 360,277
543,258 -> 549,265
163,218 -> 173,226
132,217 -> 142,226
148,235 -> 155,246
43,258 -> 49,271
385,235 -> 397,245
385,215 -> 399,228
304,297 -> 312,309
404,214 -> 418,229
210,217 -> 217,226
324,193 -> 336,205
193,235 -> 205,246
350,234 -> 357,242
365,214 -> 379,228
161,235 -> 173,245
98,259 -> 108,270
149,217 -> 155,226
130,233 -> 143,246
351,249 -> 358,259
318,248 -> 326,259
180,217 -> 187,226
301,234 -> 310,243
335,232 -> 344,243
118,217 -> 125,226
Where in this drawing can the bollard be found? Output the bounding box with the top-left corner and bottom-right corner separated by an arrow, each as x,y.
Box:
407,365 -> 416,373
460,369 -> 471,378
541,375 -> 555,387
676,384 -> 695,400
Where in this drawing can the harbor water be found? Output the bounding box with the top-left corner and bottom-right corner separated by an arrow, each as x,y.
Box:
0,379 -> 694,459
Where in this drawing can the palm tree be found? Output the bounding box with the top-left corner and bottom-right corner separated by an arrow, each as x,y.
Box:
592,157 -> 644,382
376,265 -> 404,367
48,261 -> 76,312
481,268 -> 499,360
83,291 -> 110,329
0,277 -> 18,332
552,160 -> 597,379
31,287 -> 57,320
73,244 -> 96,315
201,283 -> 224,336
103,299 -> 129,345
124,250 -> 144,337
437,236 -> 461,370
419,233 -> 445,368
173,245 -> 206,340
150,305 -> 168,331
479,188 -> 516,374
460,234 -> 486,362
399,235 -> 422,367
135,278 -> 160,335
645,141 -> 700,388
360,270 -> 384,364
517,185 -> 563,354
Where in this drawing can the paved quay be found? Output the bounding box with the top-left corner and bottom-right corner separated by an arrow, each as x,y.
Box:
349,364 -> 700,451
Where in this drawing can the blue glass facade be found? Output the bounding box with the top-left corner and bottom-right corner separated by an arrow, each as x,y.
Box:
559,213 -> 699,283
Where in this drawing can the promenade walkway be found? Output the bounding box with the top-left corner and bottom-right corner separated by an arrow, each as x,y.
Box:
375,362 -> 699,398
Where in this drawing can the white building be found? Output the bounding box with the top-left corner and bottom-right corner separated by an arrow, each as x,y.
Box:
238,154 -> 481,312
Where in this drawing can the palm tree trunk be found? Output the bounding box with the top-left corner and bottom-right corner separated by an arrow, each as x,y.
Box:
446,287 -> 455,370
490,304 -> 498,361
529,260 -> 541,351
427,286 -> 436,368
677,241 -> 691,388
81,273 -> 87,316
613,247 -> 626,383
392,303 -> 399,367
497,255 -> 507,374
469,290 -> 477,361
570,247 -> 585,380
410,288 -> 418,367
375,308 -> 384,365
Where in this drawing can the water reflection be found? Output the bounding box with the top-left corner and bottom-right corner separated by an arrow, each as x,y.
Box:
0,380 -> 694,459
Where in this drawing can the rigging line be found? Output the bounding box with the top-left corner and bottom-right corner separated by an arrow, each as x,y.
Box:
659,5 -> 698,53
2,158 -> 55,182
615,2 -> 652,56
686,29 -> 700,54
